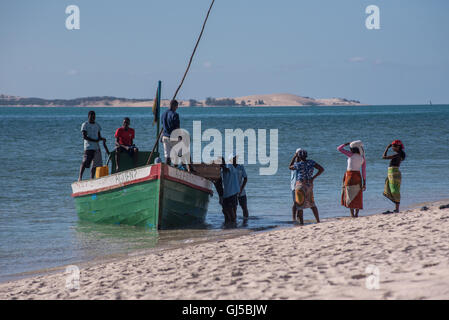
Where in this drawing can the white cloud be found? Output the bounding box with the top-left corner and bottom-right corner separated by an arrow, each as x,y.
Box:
348,57 -> 365,63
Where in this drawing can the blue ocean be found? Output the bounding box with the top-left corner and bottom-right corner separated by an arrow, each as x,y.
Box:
1,105 -> 448,281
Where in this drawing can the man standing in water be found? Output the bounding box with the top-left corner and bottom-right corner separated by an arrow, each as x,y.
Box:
161,100 -> 180,165
79,111 -> 106,181
220,154 -> 241,224
233,155 -> 249,220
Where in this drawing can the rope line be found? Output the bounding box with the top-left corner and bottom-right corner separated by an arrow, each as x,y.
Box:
172,0 -> 216,100
147,0 -> 216,165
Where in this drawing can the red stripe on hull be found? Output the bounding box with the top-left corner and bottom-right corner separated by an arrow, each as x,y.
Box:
72,163 -> 212,197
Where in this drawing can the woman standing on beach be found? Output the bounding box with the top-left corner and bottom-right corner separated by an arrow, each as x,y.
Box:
382,140 -> 406,213
337,141 -> 366,218
289,149 -> 324,225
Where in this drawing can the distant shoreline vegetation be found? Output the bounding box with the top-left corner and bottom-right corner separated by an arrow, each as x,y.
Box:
204,97 -> 266,106
0,95 -> 148,106
0,93 -> 363,107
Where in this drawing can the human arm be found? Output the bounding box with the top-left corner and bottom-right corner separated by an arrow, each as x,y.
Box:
98,131 -> 106,142
289,153 -> 299,170
114,129 -> 129,150
213,177 -> 224,197
337,143 -> 353,157
361,160 -> 366,190
220,157 -> 229,172
102,140 -> 110,155
239,177 -> 248,196
239,167 -> 248,195
382,144 -> 398,160
173,112 -> 180,130
82,130 -> 102,143
312,163 -> 324,181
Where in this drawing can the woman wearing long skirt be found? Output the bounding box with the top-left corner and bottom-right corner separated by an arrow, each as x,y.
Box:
289,148 -> 324,225
382,140 -> 406,213
337,141 -> 366,218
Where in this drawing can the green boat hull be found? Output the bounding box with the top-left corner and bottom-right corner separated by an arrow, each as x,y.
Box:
72,164 -> 212,229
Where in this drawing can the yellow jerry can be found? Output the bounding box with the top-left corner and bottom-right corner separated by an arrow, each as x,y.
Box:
95,166 -> 109,178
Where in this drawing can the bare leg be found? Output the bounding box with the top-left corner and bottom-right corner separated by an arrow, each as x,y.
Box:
223,208 -> 230,223
355,209 -> 360,218
350,208 -> 355,218
78,164 -> 87,181
297,210 -> 304,225
133,149 -> 139,167
292,203 -> 297,221
231,206 -> 237,223
311,206 -> 320,223
115,149 -> 121,171
240,201 -> 249,219
394,202 -> 400,213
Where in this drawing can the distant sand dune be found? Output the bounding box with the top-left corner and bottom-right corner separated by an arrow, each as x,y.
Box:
0,93 -> 362,107
231,93 -> 362,106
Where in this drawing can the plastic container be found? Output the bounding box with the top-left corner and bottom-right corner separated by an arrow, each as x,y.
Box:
96,166 -> 109,178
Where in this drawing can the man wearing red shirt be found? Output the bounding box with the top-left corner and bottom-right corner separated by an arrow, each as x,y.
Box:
115,117 -> 139,171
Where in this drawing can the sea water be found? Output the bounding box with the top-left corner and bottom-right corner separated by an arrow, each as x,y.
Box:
1,105 -> 448,280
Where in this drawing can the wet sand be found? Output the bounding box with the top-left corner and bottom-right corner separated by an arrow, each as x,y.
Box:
1,200 -> 449,300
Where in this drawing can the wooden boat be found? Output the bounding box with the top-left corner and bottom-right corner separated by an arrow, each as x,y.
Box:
71,162 -> 214,229
71,81 -> 221,229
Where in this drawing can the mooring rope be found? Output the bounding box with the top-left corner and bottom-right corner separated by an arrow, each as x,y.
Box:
172,0 -> 216,100
147,0 -> 216,165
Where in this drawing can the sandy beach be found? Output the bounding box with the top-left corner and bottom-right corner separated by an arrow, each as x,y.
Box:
1,199 -> 449,300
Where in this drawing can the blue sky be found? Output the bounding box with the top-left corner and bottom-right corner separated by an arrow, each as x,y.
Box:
1,0 -> 448,104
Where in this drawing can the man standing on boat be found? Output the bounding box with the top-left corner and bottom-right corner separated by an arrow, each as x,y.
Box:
114,117 -> 139,171
161,100 -> 180,165
78,111 -> 106,181
220,154 -> 241,224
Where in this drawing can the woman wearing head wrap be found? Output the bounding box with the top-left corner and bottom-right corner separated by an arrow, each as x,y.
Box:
382,140 -> 406,213
289,148 -> 324,225
337,140 -> 366,217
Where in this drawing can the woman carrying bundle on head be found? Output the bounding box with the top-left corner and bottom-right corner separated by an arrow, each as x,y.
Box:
382,140 -> 406,213
337,141 -> 366,218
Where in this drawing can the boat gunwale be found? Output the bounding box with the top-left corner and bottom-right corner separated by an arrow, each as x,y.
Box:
71,163 -> 213,198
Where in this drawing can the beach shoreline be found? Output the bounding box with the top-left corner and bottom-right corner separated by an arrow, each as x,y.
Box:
0,198 -> 433,284
1,198 -> 449,299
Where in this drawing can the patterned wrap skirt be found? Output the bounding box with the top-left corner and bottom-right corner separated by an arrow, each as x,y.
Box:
295,180 -> 316,210
383,167 -> 401,203
341,170 -> 363,209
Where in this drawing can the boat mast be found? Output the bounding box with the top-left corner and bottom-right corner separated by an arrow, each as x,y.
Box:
156,80 -> 161,153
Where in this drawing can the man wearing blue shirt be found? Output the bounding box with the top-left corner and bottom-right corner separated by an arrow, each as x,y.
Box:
220,154 -> 240,223
161,100 -> 180,165
234,157 -> 249,220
